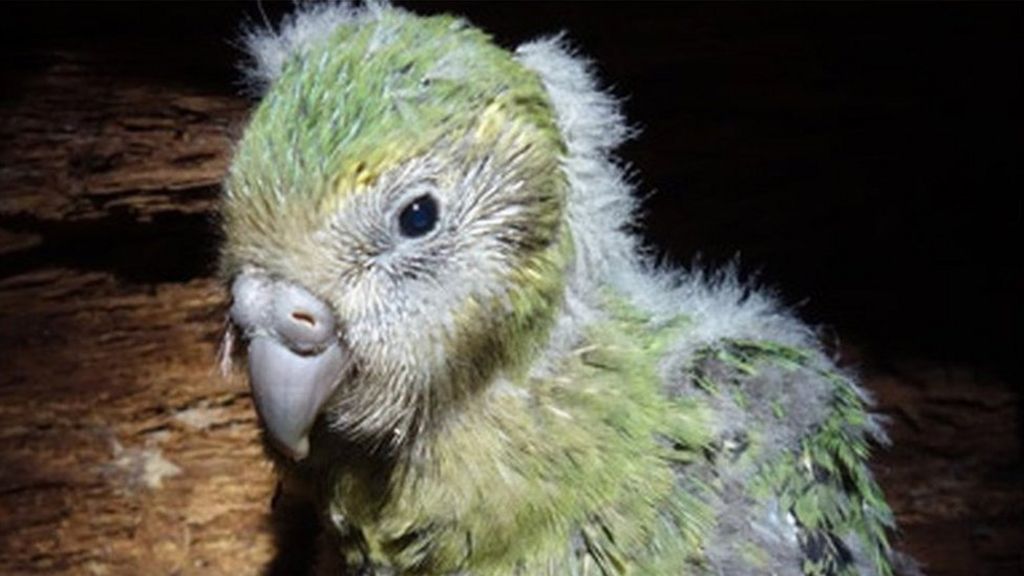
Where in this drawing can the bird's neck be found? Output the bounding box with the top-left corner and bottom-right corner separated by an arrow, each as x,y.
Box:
305,299 -> 693,572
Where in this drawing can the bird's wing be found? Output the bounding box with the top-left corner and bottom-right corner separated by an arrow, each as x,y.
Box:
671,335 -> 896,576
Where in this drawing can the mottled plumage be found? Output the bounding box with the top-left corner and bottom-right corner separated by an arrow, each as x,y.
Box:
220,3 -> 906,574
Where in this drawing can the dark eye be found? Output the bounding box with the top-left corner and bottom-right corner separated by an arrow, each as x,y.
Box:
398,194 -> 439,238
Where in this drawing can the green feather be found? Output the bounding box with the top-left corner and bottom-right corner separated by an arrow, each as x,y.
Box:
316,292 -> 896,574
226,10 -> 561,211
688,338 -> 895,576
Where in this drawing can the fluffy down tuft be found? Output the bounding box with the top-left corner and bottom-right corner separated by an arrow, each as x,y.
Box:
241,0 -> 391,94
515,37 -> 822,362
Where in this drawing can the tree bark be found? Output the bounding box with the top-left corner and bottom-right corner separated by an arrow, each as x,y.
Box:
0,48 -> 279,575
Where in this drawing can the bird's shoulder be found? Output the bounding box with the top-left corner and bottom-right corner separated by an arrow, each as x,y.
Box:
571,284 -> 900,575
652,312 -> 898,575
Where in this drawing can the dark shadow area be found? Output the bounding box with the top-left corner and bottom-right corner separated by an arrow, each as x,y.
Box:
0,203 -> 221,284
264,482 -> 322,576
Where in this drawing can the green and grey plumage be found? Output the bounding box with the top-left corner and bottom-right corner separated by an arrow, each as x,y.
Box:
221,3 -> 905,574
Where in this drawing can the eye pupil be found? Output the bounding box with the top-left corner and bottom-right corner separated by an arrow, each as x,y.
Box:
398,194 -> 438,238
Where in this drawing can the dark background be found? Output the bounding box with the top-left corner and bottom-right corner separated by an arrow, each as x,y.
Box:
0,2 -> 1019,574
2,1 -> 1018,379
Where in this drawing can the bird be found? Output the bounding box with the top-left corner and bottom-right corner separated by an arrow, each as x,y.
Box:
220,3 -> 907,574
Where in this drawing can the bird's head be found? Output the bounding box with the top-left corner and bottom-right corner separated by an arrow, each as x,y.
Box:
220,8 -> 570,460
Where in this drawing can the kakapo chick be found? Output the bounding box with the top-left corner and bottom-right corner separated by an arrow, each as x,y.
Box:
221,3 -> 906,575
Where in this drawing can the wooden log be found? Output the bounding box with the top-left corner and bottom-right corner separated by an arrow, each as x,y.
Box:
0,46 -> 280,575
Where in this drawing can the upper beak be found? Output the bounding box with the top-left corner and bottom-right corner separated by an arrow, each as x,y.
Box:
229,273 -> 347,461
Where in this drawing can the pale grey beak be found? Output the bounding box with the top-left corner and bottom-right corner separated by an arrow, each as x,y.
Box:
230,274 -> 346,461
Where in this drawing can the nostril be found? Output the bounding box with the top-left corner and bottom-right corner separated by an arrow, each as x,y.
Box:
291,311 -> 317,328
272,283 -> 336,353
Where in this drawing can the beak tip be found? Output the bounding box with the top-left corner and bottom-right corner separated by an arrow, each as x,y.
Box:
247,338 -> 346,462
277,435 -> 310,461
